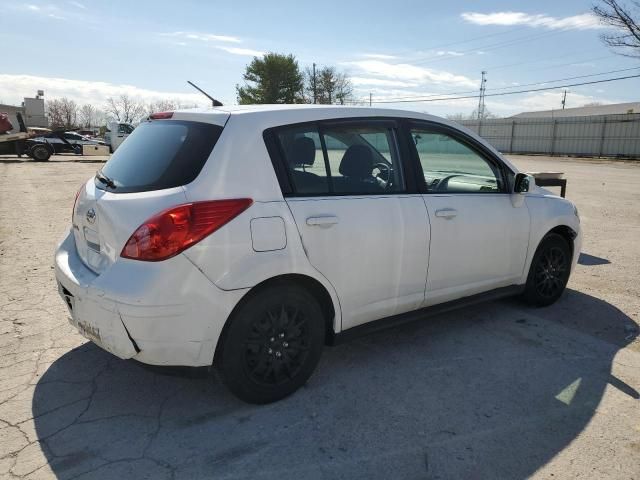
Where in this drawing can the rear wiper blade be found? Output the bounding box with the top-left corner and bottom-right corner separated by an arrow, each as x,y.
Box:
95,170 -> 116,189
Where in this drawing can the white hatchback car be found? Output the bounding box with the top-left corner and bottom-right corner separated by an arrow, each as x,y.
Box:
55,105 -> 581,403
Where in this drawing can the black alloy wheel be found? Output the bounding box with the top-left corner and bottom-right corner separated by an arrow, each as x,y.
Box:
217,284 -> 325,404
523,233 -> 572,306
534,246 -> 568,299
244,304 -> 311,386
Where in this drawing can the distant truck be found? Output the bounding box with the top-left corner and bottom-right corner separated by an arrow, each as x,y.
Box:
104,122 -> 135,152
0,112 -> 53,161
29,131 -> 105,155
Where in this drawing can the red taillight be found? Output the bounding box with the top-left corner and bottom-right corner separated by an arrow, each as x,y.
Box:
121,199 -> 253,261
149,111 -> 174,120
72,184 -> 83,221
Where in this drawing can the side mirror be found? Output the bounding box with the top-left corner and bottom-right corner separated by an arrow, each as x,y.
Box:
514,173 -> 533,194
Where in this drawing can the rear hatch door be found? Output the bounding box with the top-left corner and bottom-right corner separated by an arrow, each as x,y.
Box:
72,116 -> 226,273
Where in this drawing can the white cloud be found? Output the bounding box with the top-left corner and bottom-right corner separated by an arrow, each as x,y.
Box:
351,77 -> 420,88
215,46 -> 265,57
570,62 -> 596,68
0,74 -> 208,107
344,60 -> 477,88
461,11 -> 602,30
511,91 -> 613,112
160,31 -> 242,43
19,3 -> 69,20
436,51 -> 464,57
68,1 -> 86,9
361,53 -> 397,60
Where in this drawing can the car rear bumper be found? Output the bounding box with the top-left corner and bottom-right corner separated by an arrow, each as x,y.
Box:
54,230 -> 248,366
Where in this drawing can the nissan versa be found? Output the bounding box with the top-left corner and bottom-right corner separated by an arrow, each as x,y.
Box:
54,105 -> 582,403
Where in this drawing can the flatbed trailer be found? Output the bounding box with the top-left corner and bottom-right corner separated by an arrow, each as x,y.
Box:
0,112 -> 77,161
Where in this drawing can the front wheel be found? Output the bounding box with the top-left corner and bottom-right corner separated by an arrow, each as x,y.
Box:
30,144 -> 51,161
216,284 -> 325,404
522,233 -> 572,306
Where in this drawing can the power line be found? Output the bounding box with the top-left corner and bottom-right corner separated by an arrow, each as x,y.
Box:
399,28 -> 572,68
365,73 -> 640,104
360,27 -> 523,64
372,66 -> 640,102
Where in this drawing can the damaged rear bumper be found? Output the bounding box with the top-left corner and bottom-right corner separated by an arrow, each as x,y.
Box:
55,232 -> 139,359
54,230 -> 247,367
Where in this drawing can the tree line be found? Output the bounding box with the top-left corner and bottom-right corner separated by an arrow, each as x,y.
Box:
45,52 -> 356,129
45,96 -> 197,129
236,53 -> 354,105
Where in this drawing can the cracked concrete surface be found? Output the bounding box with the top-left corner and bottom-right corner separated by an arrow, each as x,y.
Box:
0,154 -> 639,479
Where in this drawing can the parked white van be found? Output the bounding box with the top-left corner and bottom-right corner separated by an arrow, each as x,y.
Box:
55,105 -> 581,403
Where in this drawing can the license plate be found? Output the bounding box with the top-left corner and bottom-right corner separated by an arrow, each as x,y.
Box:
76,320 -> 102,344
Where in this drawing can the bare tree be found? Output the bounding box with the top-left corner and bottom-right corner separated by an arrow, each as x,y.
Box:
46,99 -> 65,128
593,0 -> 640,57
78,104 -> 96,128
446,113 -> 468,121
46,98 -> 77,128
470,108 -> 497,120
105,95 -> 146,123
304,66 -> 354,104
60,98 -> 78,129
145,99 -> 198,116
447,109 -> 497,120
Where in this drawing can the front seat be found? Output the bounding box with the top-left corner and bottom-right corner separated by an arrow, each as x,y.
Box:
287,137 -> 326,193
335,145 -> 382,193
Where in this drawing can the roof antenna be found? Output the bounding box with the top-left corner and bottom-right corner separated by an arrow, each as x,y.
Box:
187,80 -> 223,107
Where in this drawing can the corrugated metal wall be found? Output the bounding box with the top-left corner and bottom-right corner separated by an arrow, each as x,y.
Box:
459,113 -> 640,157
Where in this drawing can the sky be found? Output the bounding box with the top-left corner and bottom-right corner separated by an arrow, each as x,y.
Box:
1,0 -> 639,117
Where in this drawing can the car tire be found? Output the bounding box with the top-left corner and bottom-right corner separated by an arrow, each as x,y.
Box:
522,233 -> 572,307
216,284 -> 325,404
30,144 -> 51,162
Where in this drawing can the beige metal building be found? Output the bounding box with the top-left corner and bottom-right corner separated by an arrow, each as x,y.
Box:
0,96 -> 47,129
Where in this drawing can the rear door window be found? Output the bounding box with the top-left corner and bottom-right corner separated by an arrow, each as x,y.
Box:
97,120 -> 222,193
275,121 -> 405,195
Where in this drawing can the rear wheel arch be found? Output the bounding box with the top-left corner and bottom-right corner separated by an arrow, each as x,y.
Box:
213,274 -> 337,364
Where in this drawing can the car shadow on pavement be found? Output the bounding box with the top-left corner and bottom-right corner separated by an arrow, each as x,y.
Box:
33,289 -> 638,479
578,252 -> 611,266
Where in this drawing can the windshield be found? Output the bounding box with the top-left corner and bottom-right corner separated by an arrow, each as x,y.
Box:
97,120 -> 223,193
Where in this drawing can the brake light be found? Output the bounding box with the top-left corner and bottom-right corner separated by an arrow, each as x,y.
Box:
72,184 -> 83,221
149,111 -> 174,120
121,199 -> 253,261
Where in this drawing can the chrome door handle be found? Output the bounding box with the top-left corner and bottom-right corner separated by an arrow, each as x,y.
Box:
435,208 -> 458,219
306,216 -> 339,227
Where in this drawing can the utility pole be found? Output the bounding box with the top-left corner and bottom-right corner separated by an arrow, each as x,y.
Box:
369,93 -> 372,107
477,70 -> 487,120
561,90 -> 567,110
312,63 -> 317,104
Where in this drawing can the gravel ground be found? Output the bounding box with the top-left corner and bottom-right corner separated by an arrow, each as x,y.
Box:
0,153 -> 639,479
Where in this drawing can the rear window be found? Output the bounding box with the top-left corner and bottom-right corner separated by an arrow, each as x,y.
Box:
97,120 -> 222,193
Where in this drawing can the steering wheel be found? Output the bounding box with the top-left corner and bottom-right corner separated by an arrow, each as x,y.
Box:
372,162 -> 393,186
432,174 -> 462,192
